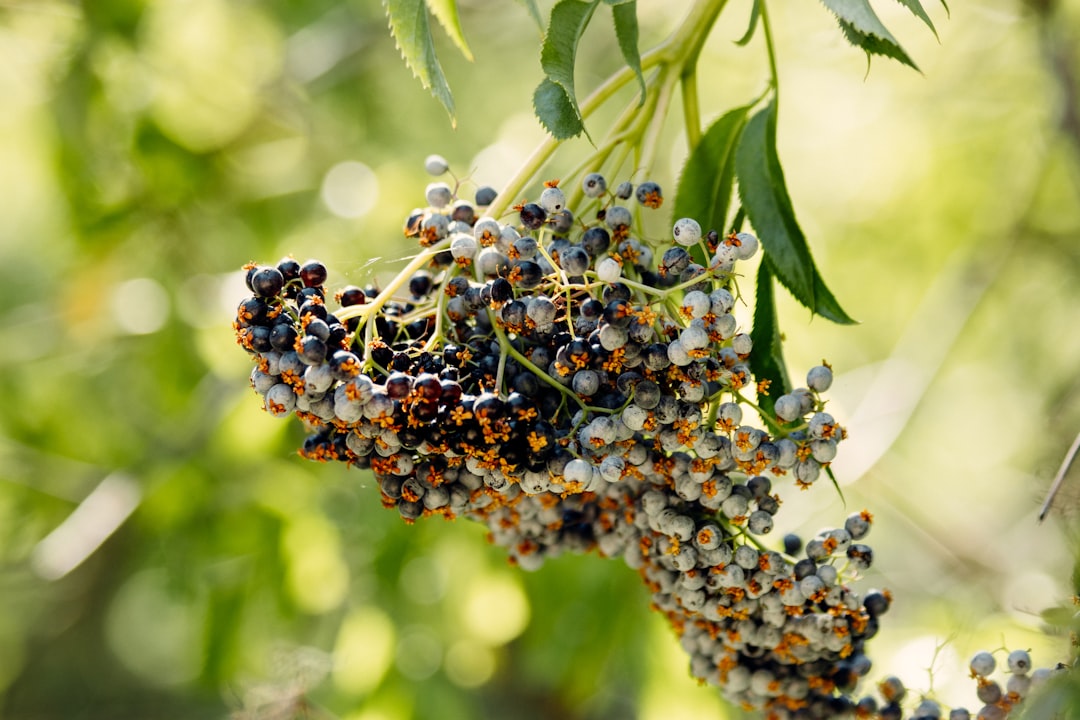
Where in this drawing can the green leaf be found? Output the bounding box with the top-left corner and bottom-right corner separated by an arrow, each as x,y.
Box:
819,0 -> 919,71
514,0 -> 544,27
611,2 -> 645,105
426,0 -> 474,61
893,0 -> 938,38
825,466 -> 847,506
538,0 -> 601,136
734,0 -> 760,46
385,0 -> 456,125
749,262 -> 791,420
673,105 -> 752,267
533,78 -> 586,139
729,206 -> 746,234
734,99 -> 856,324
812,271 -> 855,327
836,19 -> 919,70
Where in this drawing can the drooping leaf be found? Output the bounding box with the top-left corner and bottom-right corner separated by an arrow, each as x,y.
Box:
893,0 -> 938,38
836,19 -> 919,70
749,262 -> 791,420
611,1 -> 645,105
819,0 -> 919,71
385,0 -> 456,124
537,0 -> 602,136
734,99 -> 856,324
673,105 -> 752,267
514,0 -> 544,27
812,271 -> 855,327
426,0 -> 474,61
734,0 -> 760,46
533,78 -> 586,139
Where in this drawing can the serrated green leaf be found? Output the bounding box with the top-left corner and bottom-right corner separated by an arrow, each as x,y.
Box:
749,262 -> 791,420
533,78 -> 585,139
735,104 -> 814,308
837,19 -> 919,70
894,0 -> 938,38
735,100 -> 856,324
514,0 -> 544,27
820,0 -> 919,71
734,0 -> 760,46
538,0 -> 601,135
426,0 -> 474,61
386,0 -> 456,125
673,105 -> 751,267
812,271 -> 855,325
611,2 -> 645,105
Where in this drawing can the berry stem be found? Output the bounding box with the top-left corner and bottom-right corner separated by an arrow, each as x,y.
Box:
489,0 -> 732,219
681,68 -> 702,150
486,310 -> 589,415
335,241 -> 452,324
637,66 -> 678,181
759,0 -> 780,97
423,264 -> 459,352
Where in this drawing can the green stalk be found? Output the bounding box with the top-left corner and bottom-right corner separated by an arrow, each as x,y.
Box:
490,0 -> 732,219
335,240 -> 451,324
759,0 -> 780,96
681,68 -> 702,149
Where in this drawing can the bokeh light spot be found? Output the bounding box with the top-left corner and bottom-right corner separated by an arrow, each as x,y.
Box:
321,161 -> 379,219
460,572 -> 529,646
444,640 -> 495,688
105,569 -> 203,686
395,626 -> 442,680
281,513 -> 349,614
399,555 -> 448,606
332,606 -> 395,695
110,278 -> 169,335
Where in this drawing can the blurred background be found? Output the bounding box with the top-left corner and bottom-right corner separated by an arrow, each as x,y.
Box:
1,0 -> 1079,718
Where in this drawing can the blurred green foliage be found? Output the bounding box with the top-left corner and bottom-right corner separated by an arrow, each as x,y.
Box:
1,1 -> 1080,719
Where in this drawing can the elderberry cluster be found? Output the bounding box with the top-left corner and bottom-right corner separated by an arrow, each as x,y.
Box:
233,164 -> 903,717
849,649 -> 1063,720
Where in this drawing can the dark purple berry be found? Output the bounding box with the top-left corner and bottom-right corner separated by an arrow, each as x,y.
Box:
250,326 -> 272,352
298,335 -> 327,364
581,226 -> 610,257
298,300 -> 327,322
414,373 -> 442,402
511,260 -> 542,289
251,266 -> 285,298
269,322 -> 297,351
409,271 -> 433,298
385,372 -> 412,399
329,351 -> 361,380
635,181 -> 663,208
300,260 -> 328,288
304,318 -> 330,342
338,285 -> 366,307
490,277 -> 513,304
236,297 -> 268,327
519,203 -> 546,231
